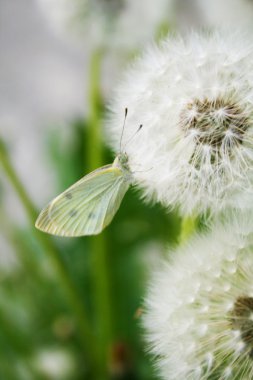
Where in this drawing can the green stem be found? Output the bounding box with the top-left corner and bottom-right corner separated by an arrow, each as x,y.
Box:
86,49 -> 104,170
0,140 -> 37,222
0,140 -> 96,373
87,50 -> 113,380
0,314 -> 48,380
179,215 -> 198,244
0,208 -> 41,284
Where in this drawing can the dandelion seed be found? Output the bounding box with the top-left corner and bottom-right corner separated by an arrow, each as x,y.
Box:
143,212 -> 253,380
36,0 -> 172,51
33,348 -> 75,379
108,31 -> 253,215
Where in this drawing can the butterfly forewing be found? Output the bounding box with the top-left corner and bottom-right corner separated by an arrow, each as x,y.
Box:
35,165 -> 130,237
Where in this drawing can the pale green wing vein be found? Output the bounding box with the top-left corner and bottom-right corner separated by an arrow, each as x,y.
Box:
102,178 -> 129,229
66,176 -> 128,236
36,165 -> 130,236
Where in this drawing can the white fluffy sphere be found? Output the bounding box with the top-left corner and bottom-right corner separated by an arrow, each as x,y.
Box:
108,31 -> 253,215
143,212 -> 253,380
36,0 -> 172,51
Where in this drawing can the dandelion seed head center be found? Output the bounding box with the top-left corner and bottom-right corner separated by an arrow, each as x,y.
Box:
230,296 -> 253,357
180,97 -> 250,152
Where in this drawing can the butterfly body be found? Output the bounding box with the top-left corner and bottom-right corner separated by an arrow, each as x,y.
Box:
112,152 -> 131,175
35,153 -> 132,237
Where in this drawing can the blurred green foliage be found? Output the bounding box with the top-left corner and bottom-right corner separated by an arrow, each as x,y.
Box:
0,0 -> 193,377
0,117 -> 182,379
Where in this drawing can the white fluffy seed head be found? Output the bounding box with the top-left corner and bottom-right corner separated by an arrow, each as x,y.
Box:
107,31 -> 253,216
33,347 -> 75,379
143,212 -> 253,380
36,0 -> 172,51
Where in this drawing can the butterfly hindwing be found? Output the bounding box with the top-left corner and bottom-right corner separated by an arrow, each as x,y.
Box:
35,165 -> 130,237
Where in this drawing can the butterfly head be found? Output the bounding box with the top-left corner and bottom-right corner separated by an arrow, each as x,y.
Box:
119,152 -> 128,165
113,152 -> 130,173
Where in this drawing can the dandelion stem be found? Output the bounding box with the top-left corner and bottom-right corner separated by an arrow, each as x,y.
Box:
87,50 -> 113,380
0,140 -> 37,222
0,313 -> 48,380
179,215 -> 198,244
86,49 -> 103,170
0,139 -> 97,373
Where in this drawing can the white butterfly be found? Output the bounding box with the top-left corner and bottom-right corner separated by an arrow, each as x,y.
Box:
35,110 -> 141,237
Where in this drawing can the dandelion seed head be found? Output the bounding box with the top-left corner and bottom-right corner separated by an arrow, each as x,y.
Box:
108,31 -> 253,215
143,212 -> 253,380
33,348 -> 75,379
37,0 -> 172,50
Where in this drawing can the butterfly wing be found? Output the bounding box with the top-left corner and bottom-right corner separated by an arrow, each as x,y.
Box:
35,165 -> 130,237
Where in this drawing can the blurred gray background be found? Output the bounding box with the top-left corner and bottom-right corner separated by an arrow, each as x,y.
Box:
0,0 -> 89,267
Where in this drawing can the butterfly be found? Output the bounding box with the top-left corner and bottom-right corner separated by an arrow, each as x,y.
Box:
35,109 -> 142,237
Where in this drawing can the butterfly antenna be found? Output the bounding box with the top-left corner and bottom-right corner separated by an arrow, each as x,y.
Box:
124,124 -> 143,149
120,108 -> 128,152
